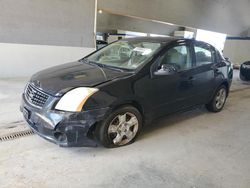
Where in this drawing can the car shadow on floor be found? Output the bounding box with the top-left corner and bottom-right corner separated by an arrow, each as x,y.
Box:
138,106 -> 209,141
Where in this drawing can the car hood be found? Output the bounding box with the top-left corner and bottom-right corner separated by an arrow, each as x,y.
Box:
30,61 -> 131,96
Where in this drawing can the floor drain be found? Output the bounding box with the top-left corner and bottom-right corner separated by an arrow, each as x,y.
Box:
0,130 -> 34,142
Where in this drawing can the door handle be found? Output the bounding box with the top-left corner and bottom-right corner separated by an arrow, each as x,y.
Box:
214,68 -> 220,73
212,65 -> 221,73
188,76 -> 195,81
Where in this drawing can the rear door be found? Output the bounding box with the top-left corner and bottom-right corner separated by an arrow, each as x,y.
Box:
190,41 -> 217,104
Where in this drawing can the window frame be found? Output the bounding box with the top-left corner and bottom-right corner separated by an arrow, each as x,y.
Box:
193,41 -> 216,68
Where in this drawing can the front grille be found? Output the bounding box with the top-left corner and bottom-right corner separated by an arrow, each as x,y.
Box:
25,84 -> 50,107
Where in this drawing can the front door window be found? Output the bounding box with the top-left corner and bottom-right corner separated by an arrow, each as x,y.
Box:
159,45 -> 192,71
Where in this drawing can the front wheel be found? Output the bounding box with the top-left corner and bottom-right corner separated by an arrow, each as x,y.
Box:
206,85 -> 227,112
96,106 -> 142,148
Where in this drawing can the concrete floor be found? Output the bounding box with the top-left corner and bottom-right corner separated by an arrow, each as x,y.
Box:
0,70 -> 250,188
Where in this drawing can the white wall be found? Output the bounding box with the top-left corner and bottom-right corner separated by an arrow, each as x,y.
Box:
224,40 -> 250,65
0,43 -> 95,78
0,0 -> 97,78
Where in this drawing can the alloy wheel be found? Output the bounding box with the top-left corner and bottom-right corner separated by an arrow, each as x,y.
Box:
215,88 -> 227,109
108,112 -> 139,146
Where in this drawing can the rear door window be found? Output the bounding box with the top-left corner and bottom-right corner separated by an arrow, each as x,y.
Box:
194,44 -> 214,66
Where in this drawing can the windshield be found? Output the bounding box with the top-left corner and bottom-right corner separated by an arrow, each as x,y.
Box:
86,40 -> 162,71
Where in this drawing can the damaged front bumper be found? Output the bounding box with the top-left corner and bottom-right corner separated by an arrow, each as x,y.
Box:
20,94 -> 109,147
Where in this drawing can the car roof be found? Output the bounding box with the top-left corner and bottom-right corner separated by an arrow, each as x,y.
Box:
121,36 -> 194,43
120,37 -> 217,50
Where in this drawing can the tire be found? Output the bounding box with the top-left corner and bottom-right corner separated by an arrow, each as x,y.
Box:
240,72 -> 246,81
96,106 -> 142,148
206,85 -> 227,113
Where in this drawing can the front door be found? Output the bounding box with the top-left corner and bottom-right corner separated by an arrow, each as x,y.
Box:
148,41 -> 197,117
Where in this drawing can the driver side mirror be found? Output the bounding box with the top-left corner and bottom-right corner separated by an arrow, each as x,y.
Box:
154,64 -> 177,76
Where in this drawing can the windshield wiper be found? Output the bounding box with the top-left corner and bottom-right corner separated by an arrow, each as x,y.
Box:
79,58 -> 90,64
100,64 -> 125,72
80,58 -> 128,72
80,58 -> 101,67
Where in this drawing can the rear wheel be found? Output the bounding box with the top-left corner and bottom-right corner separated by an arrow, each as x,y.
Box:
206,85 -> 227,112
96,106 -> 142,148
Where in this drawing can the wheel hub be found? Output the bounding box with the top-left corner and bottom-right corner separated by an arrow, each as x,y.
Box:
215,88 -> 226,109
108,112 -> 139,146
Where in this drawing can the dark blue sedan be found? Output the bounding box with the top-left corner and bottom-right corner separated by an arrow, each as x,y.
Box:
21,37 -> 233,148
